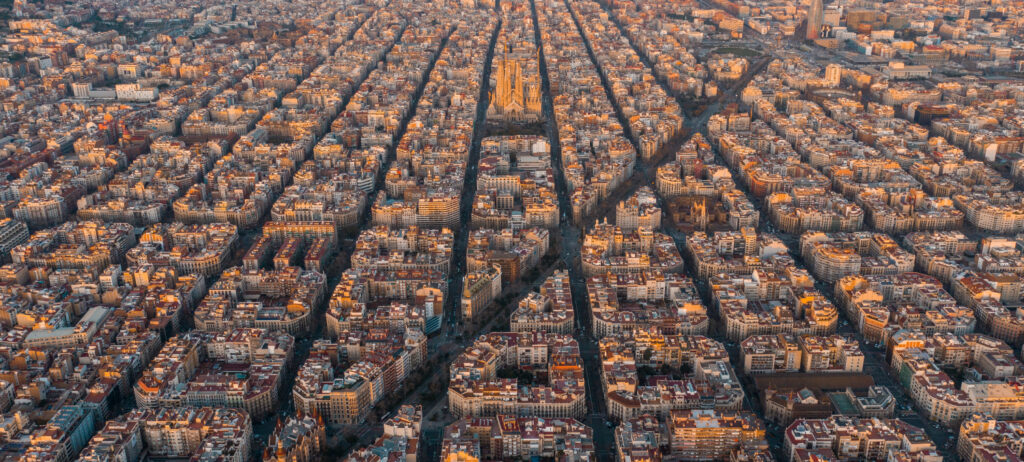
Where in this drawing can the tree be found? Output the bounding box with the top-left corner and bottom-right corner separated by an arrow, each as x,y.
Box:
497,367 -> 535,385
680,362 -> 693,376
637,365 -> 657,385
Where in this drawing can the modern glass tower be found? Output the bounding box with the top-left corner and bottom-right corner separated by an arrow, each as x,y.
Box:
807,0 -> 824,40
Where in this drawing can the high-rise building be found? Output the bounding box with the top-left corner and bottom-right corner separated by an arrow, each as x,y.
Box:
806,0 -> 823,40
825,63 -> 842,86
0,218 -> 29,264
